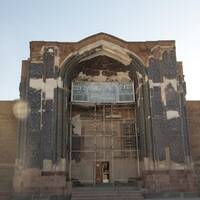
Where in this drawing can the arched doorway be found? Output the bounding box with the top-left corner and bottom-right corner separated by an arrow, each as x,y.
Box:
59,41 -> 153,186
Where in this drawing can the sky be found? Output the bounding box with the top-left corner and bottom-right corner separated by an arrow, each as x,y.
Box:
0,0 -> 200,100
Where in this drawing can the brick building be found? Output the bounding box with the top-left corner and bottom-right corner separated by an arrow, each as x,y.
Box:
0,33 -> 200,199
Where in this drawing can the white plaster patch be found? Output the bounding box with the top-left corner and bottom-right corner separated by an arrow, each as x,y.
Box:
71,115 -> 82,135
148,80 -> 161,88
157,160 -> 186,170
47,48 -> 54,53
136,71 -> 142,79
75,71 -> 131,82
76,71 -> 106,82
114,72 -> 131,81
43,159 -> 52,171
136,71 -> 143,107
145,75 -> 148,82
30,79 -> 44,89
30,77 -> 63,100
40,46 -> 45,55
29,61 -> 43,64
145,157 -> 190,171
149,77 -> 178,106
144,157 -> 154,170
40,45 -> 60,66
56,158 -> 66,171
60,158 -> 66,171
54,55 -> 60,66
57,77 -> 63,88
45,79 -> 57,99
166,110 -> 179,120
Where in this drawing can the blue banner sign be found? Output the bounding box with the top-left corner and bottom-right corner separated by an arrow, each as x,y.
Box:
71,82 -> 135,103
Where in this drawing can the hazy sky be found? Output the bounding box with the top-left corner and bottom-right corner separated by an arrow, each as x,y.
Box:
1,0 -> 200,100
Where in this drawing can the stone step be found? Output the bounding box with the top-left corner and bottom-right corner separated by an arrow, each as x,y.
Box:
72,196 -> 144,199
0,191 -> 12,200
72,186 -> 140,191
72,196 -> 144,200
72,191 -> 143,194
72,187 -> 144,200
72,195 -> 143,197
72,197 -> 144,200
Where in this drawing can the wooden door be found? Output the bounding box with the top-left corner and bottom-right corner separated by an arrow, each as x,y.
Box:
96,161 -> 102,183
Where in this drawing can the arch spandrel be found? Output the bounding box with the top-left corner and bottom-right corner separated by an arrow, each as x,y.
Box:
59,39 -> 146,77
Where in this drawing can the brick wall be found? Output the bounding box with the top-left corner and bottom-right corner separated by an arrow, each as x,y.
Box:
0,101 -> 17,192
187,101 -> 200,170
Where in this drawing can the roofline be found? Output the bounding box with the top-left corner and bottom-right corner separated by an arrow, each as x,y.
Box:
29,32 -> 175,45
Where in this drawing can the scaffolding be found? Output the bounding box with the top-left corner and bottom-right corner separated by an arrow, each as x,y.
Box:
69,103 -> 140,185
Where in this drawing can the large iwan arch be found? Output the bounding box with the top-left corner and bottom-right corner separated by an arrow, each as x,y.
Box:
58,40 -> 153,184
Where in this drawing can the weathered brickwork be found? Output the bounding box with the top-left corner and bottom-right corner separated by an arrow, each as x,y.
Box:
143,170 -> 198,193
0,101 -> 17,194
187,101 -> 200,170
0,33 -> 199,199
29,63 -> 43,79
42,99 -> 54,160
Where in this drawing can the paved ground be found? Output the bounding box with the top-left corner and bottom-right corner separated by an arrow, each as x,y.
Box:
146,198 -> 200,200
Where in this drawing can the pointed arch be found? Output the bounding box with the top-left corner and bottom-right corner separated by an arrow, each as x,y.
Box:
56,39 -> 154,179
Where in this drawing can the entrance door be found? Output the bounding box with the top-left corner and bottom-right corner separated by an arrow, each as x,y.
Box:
96,161 -> 110,184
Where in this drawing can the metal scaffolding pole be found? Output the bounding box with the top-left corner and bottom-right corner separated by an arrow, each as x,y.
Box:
103,105 -> 106,161
69,103 -> 72,181
111,104 -> 114,184
135,115 -> 140,176
94,104 -> 97,185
